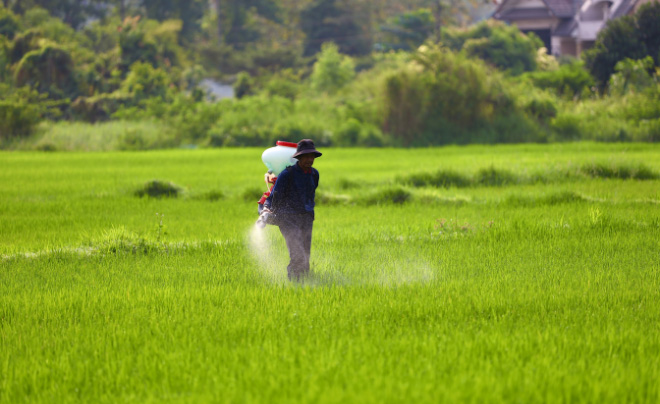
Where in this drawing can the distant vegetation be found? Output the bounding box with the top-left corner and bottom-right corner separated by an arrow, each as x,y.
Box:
0,1 -> 659,149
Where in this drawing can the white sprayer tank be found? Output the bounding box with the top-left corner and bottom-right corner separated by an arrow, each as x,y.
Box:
261,141 -> 298,175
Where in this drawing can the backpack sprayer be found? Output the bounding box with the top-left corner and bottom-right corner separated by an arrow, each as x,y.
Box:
256,141 -> 297,228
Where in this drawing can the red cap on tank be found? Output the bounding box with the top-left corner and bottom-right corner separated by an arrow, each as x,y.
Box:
276,141 -> 298,148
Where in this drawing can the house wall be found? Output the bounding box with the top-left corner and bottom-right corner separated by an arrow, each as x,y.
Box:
511,18 -> 557,30
555,37 -> 578,56
501,0 -> 549,9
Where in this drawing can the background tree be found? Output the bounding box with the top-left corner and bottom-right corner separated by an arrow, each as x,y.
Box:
0,6 -> 20,39
7,0 -> 106,30
140,0 -> 206,43
14,44 -> 78,99
300,0 -> 372,57
441,20 -> 542,75
212,0 -> 281,49
379,8 -> 435,51
584,2 -> 660,89
310,42 -> 355,93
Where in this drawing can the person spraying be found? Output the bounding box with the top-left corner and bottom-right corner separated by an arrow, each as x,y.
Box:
258,139 -> 322,281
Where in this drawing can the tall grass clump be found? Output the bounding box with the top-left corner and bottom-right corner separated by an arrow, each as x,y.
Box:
580,161 -> 658,180
134,180 -> 183,198
505,190 -> 587,206
474,166 -> 518,186
402,169 -> 471,188
361,186 -> 412,205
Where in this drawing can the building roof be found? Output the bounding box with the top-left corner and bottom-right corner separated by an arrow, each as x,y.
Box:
611,0 -> 635,18
553,18 -> 577,35
494,0 -> 584,19
497,7 -> 554,19
545,0 -> 580,16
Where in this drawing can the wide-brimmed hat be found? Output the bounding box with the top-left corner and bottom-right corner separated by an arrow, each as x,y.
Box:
293,139 -> 322,159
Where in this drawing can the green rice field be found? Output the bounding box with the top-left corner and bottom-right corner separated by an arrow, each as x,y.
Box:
1,143 -> 659,403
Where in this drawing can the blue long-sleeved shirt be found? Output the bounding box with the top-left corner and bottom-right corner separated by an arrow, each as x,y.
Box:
264,163 -> 319,219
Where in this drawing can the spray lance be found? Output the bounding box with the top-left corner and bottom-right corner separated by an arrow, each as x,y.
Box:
256,141 -> 298,228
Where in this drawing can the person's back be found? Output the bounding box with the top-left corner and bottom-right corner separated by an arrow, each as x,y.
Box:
263,140 -> 322,281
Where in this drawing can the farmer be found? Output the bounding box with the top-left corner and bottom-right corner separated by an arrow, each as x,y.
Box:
263,139 -> 322,281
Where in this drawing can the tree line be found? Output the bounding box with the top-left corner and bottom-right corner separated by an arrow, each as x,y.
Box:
1,1 -> 659,147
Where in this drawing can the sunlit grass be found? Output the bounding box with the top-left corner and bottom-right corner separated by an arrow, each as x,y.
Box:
1,144 -> 659,403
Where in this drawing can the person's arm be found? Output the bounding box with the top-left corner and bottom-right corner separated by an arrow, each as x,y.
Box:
264,169 -> 289,211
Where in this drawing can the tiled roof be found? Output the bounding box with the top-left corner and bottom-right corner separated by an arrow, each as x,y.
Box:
611,0 -> 635,18
553,18 -> 577,35
544,0 -> 581,17
497,7 -> 554,19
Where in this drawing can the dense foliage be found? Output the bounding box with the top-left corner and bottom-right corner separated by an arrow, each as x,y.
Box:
584,1 -> 660,89
0,1 -> 659,147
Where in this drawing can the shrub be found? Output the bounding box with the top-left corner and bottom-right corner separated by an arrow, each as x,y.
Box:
234,72 -> 254,99
14,44 -> 79,99
265,72 -> 301,100
632,118 -> 660,142
382,45 -> 522,145
0,7 -> 20,39
474,166 -> 517,187
379,8 -> 435,51
134,180 -> 182,198
334,118 -> 361,147
402,169 -> 471,188
71,92 -> 133,123
120,62 -> 171,103
316,191 -> 351,205
583,2 -> 660,89
580,162 -> 657,180
526,60 -> 595,98
608,57 -> 655,96
362,186 -> 412,205
206,95 -> 336,147
518,88 -> 558,124
311,42 -> 355,93
0,85 -> 61,139
550,113 -> 582,141
194,190 -> 225,202
442,20 -> 542,75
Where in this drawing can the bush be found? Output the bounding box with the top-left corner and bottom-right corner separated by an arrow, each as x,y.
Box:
550,113 -> 582,141
362,186 -> 412,205
580,162 -> 657,180
311,42 -> 356,93
0,7 -> 20,39
517,87 -> 558,124
0,85 -> 61,139
134,180 -> 183,198
71,92 -> 133,123
474,166 -> 517,186
379,8 -> 435,51
584,2 -> 660,89
14,44 -> 79,99
234,72 -> 254,99
382,45 -> 523,145
207,95 -> 336,147
442,20 -> 542,75
525,60 -> 595,98
402,169 -> 471,188
608,57 -> 655,95
120,62 -> 171,103
265,72 -> 301,100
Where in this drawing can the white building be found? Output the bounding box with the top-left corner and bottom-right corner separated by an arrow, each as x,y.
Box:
492,0 -> 655,56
